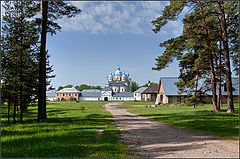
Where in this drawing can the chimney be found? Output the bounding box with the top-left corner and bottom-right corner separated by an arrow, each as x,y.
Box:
148,80 -> 151,87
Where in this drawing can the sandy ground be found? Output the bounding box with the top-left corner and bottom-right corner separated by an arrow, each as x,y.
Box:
105,102 -> 239,158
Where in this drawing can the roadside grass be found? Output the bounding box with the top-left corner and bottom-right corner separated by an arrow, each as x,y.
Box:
121,102 -> 239,140
1,101 -> 131,158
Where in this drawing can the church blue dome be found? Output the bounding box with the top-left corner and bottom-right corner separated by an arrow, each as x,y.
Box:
109,72 -> 114,77
125,72 -> 130,78
115,66 -> 122,75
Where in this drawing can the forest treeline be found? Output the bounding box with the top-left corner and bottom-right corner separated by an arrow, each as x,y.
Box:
152,1 -> 239,112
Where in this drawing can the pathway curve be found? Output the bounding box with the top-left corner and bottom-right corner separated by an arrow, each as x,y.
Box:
105,102 -> 239,158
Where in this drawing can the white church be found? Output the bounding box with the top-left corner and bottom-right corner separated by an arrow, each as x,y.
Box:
79,66 -> 135,101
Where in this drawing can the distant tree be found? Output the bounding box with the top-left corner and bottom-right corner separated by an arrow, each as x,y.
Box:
75,84 -> 102,91
57,86 -> 64,91
130,81 -> 139,92
64,84 -> 73,88
92,86 -> 102,90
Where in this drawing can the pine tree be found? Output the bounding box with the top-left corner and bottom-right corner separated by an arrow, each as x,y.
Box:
1,1 -> 39,123
35,1 -> 81,122
151,1 -> 238,112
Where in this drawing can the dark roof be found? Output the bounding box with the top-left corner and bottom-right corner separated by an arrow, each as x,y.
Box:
101,87 -> 113,91
142,84 -> 158,94
112,92 -> 134,97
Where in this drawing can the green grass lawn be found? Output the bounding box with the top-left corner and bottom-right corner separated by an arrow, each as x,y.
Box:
1,101 -> 132,158
120,101 -> 239,140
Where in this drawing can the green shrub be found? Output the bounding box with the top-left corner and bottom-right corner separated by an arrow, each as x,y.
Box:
70,96 -> 74,101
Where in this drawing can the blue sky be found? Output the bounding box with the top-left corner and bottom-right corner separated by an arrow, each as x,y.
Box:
1,1 -> 188,88
46,1 -> 188,89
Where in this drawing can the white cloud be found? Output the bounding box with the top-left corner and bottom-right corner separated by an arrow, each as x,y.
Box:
58,1 -> 183,36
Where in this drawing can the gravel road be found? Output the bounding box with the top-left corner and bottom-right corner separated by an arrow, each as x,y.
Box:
105,102 -> 239,158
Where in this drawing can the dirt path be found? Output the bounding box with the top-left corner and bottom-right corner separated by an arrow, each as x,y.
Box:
105,102 -> 239,158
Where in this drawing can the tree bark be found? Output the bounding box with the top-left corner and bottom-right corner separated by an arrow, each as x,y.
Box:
19,67 -> 23,124
8,94 -> 11,123
214,45 -> 221,111
193,74 -> 198,109
217,38 -> 223,109
199,2 -> 218,112
38,0 -> 48,122
218,0 -> 234,113
13,94 -> 17,124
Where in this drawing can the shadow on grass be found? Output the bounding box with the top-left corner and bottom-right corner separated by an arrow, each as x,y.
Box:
2,127 -> 125,158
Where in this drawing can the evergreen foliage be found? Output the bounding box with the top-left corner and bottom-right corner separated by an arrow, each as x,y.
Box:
130,81 -> 139,92
151,1 -> 238,112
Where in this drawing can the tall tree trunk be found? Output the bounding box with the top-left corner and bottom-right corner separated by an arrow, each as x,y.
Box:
13,94 -> 17,124
217,38 -> 223,108
193,74 -> 198,109
19,70 -> 23,124
214,48 -> 221,111
8,94 -> 11,123
16,96 -> 19,112
199,2 -> 218,112
38,0 -> 48,122
218,0 -> 234,113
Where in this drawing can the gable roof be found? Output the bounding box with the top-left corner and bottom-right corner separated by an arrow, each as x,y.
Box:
80,91 -> 101,97
142,84 -> 158,94
57,87 -> 80,93
222,77 -> 239,95
82,89 -> 101,93
112,92 -> 133,97
160,77 -> 186,96
134,87 -> 147,93
101,87 -> 113,91
160,77 -> 239,96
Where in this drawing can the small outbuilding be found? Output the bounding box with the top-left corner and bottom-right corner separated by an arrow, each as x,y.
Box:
142,83 -> 158,102
155,77 -> 186,104
134,87 -> 147,101
155,77 -> 239,105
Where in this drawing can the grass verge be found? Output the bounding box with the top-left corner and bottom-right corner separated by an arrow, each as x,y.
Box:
1,101 -> 131,158
120,101 -> 239,140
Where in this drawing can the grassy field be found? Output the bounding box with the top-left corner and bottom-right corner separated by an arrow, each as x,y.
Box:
120,101 -> 239,140
1,101 -> 132,158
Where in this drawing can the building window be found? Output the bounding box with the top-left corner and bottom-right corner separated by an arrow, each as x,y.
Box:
63,94 -> 65,96
120,98 -> 121,100
116,98 -> 118,100
75,94 -> 77,96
